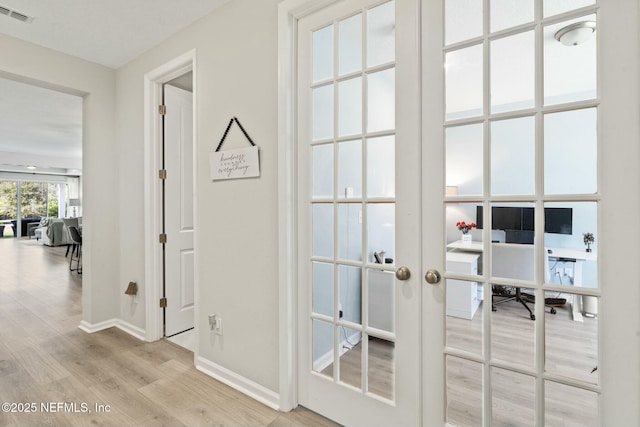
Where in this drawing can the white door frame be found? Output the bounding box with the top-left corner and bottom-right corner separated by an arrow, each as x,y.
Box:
144,50 -> 197,343
277,0 -> 343,412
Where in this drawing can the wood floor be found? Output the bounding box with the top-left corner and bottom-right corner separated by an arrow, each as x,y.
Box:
0,238 -> 338,427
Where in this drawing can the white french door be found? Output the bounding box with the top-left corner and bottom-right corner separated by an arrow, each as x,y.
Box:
292,0 -> 639,425
296,0 -> 422,425
424,0 -> 640,426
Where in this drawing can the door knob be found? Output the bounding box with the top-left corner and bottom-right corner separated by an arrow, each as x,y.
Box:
424,269 -> 441,284
395,266 -> 411,281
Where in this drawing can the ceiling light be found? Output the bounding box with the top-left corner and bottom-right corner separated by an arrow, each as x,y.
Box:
26,166 -> 36,170
554,21 -> 596,46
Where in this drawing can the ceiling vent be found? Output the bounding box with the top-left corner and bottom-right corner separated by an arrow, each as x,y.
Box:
0,4 -> 34,23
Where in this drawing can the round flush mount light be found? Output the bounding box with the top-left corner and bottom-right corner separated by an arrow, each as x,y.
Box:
554,21 -> 596,46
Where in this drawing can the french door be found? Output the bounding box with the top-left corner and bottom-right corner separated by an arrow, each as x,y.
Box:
294,0 -> 639,426
296,0 -> 422,425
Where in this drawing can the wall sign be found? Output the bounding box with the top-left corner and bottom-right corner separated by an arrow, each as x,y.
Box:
210,117 -> 261,181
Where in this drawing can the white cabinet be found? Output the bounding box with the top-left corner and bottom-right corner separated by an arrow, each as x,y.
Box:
446,252 -> 481,320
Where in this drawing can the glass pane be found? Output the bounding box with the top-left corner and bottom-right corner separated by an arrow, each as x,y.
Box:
338,77 -> 362,137
367,136 -> 395,198
338,140 -> 362,198
339,14 -> 362,76
544,202 -> 597,288
546,294 -> 598,383
367,68 -> 395,133
491,116 -> 535,195
313,204 -> 333,258
313,85 -> 334,141
339,265 -> 362,324
491,286 -> 535,364
446,45 -> 483,121
545,381 -> 599,426
446,124 -> 483,196
445,0 -> 482,45
487,202 -> 535,271
313,25 -> 334,82
0,181 -> 17,238
492,368 -> 535,427
313,319 -> 334,377
491,0 -> 534,32
338,326 -> 362,390
338,204 -> 362,261
544,16 -> 597,105
312,262 -> 334,317
367,268 -> 395,333
544,108 -> 597,195
446,278 -> 483,356
366,1 -> 395,67
544,0 -> 595,18
446,203 -> 482,251
312,144 -> 333,198
491,32 -> 534,113
446,356 -> 483,427
367,337 -> 394,400
367,203 -> 395,264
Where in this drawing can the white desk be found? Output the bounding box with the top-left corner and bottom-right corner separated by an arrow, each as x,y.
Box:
446,240 -> 597,321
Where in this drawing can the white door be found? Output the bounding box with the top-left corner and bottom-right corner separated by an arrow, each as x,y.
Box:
163,84 -> 195,337
296,0 -> 423,425
430,0 -> 640,426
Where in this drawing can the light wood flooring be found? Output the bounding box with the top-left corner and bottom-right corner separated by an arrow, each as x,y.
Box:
0,238 -> 338,427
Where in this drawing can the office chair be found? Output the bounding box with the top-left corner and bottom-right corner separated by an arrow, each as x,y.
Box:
491,244 -> 559,321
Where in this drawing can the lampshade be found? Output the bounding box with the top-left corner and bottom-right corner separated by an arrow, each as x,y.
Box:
554,21 -> 596,46
68,198 -> 81,207
446,186 -> 459,196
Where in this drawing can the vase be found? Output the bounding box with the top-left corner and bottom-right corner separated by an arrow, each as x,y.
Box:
461,233 -> 472,244
586,243 -> 592,253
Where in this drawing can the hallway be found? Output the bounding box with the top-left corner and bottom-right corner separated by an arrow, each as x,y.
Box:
0,238 -> 335,426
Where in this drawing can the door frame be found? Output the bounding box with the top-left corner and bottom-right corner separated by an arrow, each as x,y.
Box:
144,50 -> 197,343
277,0 -> 342,412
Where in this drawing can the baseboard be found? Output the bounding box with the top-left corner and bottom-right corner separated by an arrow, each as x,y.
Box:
78,319 -> 147,341
116,320 -> 147,341
196,356 -> 280,411
78,319 -> 117,333
313,330 -> 362,372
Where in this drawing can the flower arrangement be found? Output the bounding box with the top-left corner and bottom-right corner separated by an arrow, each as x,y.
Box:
456,221 -> 476,234
583,232 -> 595,252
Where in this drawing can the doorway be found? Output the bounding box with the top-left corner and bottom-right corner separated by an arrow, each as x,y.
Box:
280,0 -> 640,425
143,51 -> 197,348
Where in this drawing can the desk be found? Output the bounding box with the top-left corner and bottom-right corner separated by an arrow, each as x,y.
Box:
446,252 -> 481,319
446,240 -> 597,321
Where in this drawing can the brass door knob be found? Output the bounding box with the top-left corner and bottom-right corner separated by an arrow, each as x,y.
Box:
425,269 -> 441,284
395,266 -> 411,281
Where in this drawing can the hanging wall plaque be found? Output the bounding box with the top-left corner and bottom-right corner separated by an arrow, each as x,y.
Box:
210,117 -> 261,180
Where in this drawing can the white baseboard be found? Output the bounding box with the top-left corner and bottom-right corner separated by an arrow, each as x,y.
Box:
196,356 -> 280,411
313,330 -> 362,372
78,318 -> 147,341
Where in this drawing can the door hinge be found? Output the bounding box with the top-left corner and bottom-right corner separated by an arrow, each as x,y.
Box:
158,104 -> 166,115
159,233 -> 167,244
159,169 -> 167,180
160,297 -> 167,308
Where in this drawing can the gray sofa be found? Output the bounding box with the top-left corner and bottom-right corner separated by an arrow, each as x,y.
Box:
40,218 -> 71,246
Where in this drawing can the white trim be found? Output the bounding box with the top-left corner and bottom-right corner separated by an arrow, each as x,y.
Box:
144,50 -> 196,343
278,0 -> 342,412
196,356 -> 281,411
312,331 -> 362,372
78,319 -> 147,342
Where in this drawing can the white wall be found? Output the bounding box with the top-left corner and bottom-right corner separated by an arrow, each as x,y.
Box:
0,34 -> 119,325
115,0 -> 281,392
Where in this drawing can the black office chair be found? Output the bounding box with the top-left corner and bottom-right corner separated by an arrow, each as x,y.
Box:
492,285 -> 536,320
68,225 -> 82,274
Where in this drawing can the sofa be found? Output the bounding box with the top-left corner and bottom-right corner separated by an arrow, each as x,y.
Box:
10,217 -> 41,237
39,218 -> 71,247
